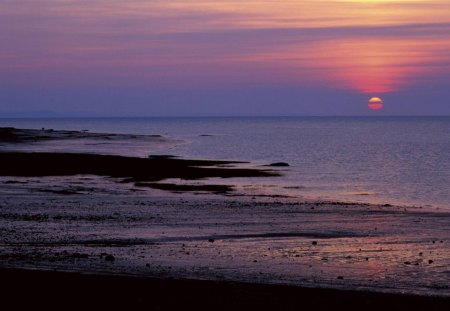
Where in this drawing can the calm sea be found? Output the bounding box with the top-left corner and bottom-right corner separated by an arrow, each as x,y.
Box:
1,116 -> 449,209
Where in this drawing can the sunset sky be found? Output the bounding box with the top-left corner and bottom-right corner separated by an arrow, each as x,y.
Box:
1,0 -> 450,116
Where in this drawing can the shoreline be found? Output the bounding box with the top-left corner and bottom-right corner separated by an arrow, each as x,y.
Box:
1,190 -> 448,298
1,268 -> 449,310
1,127 -> 449,301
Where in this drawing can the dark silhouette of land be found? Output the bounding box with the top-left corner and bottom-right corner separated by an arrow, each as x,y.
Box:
0,152 -> 277,182
0,128 -> 278,189
1,268 -> 448,310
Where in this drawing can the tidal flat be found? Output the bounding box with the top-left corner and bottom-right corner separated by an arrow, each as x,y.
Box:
0,128 -> 449,309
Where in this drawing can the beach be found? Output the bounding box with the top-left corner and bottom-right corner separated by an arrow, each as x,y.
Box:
0,127 -> 449,309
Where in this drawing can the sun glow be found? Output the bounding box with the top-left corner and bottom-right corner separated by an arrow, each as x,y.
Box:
250,34 -> 450,94
1,1 -> 450,94
368,97 -> 384,110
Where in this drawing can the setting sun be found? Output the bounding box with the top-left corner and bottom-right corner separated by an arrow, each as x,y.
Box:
368,97 -> 384,110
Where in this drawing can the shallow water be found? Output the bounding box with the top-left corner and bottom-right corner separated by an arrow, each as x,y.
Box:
1,116 -> 450,209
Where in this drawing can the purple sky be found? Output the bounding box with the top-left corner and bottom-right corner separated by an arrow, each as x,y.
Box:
1,1 -> 450,116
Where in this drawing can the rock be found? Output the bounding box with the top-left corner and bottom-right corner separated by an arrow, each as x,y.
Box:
404,261 -> 411,265
0,128 -> 15,140
105,254 -> 115,262
72,253 -> 88,259
428,260 -> 434,264
312,241 -> 317,245
268,162 -> 289,167
337,276 -> 344,280
208,239 -> 215,243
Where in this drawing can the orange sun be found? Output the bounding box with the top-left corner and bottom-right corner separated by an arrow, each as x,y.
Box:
368,97 -> 383,110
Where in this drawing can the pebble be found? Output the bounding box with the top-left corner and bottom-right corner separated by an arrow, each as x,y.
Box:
105,254 -> 115,262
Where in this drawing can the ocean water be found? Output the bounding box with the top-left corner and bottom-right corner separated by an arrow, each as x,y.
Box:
1,116 -> 449,209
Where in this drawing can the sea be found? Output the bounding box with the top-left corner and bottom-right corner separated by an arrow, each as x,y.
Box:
1,116 -> 449,210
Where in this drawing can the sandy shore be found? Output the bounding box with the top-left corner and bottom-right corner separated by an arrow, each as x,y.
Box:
0,128 -> 449,308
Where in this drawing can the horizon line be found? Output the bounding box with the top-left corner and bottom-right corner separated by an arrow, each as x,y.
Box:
1,114 -> 450,119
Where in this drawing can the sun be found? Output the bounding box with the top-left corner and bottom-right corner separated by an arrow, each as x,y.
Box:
368,97 -> 383,110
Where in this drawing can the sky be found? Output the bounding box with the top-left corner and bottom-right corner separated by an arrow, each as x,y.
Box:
1,0 -> 450,116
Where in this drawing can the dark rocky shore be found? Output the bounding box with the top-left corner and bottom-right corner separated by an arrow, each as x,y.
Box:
1,268 -> 449,310
0,127 -> 278,192
0,127 -> 164,143
0,152 -> 277,182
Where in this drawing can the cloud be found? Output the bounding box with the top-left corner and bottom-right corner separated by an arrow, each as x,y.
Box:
1,1 -> 450,95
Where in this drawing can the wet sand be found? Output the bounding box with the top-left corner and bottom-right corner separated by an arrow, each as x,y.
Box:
1,185 -> 449,297
0,128 -> 449,308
